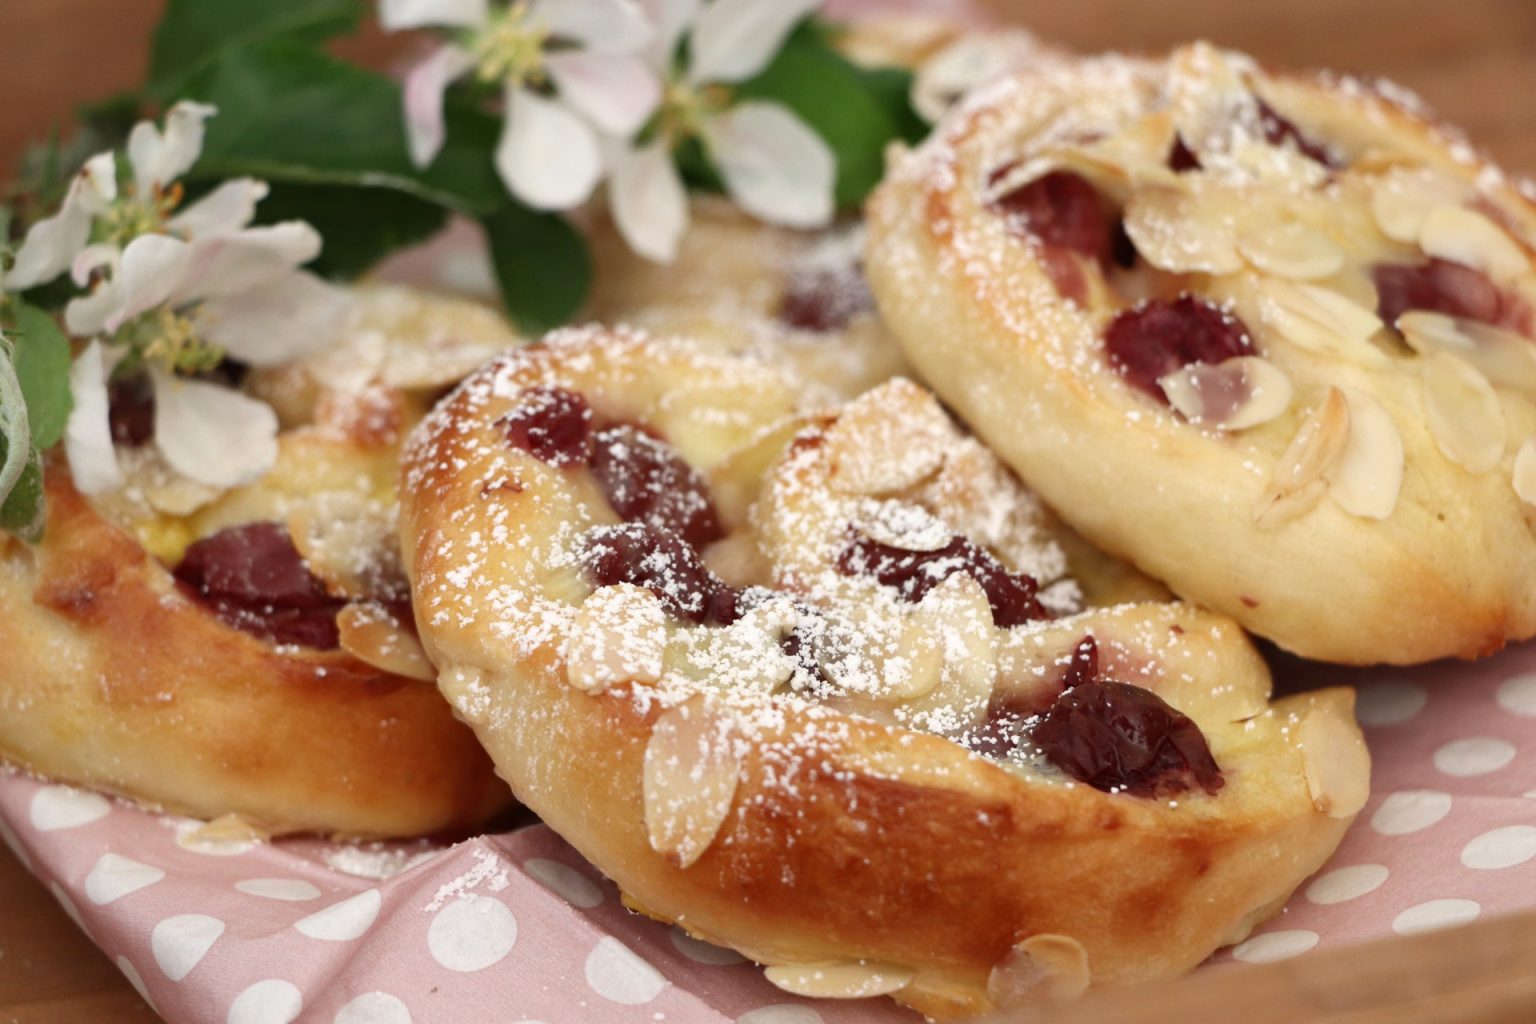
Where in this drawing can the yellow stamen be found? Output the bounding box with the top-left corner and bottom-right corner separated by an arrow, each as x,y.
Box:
471,2 -> 549,88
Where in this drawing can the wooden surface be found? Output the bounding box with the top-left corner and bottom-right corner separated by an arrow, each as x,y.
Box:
1,0 -> 1535,1021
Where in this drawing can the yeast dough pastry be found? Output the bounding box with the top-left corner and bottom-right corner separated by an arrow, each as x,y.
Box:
0,286 -> 520,837
401,324 -> 1365,1018
868,42 -> 1536,664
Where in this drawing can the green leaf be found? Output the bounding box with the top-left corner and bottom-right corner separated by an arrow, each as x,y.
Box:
0,452 -> 44,542
481,203 -> 590,336
149,0 -> 361,101
181,41 -> 507,216
11,302 -> 74,449
852,65 -> 928,146
253,183 -> 449,279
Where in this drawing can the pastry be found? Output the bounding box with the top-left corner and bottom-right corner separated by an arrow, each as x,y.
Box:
400,323 -> 1366,1017
0,286 -> 520,837
867,43 -> 1536,664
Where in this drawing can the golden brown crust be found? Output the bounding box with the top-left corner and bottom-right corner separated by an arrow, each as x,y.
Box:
865,45 -> 1536,664
401,326 -> 1364,1017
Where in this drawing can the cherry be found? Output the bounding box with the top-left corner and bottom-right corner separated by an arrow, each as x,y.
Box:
1256,98 -> 1338,168
1104,296 -> 1254,401
581,522 -> 741,625
590,425 -> 724,548
500,386 -> 594,467
173,522 -> 344,649
967,636 -> 1102,757
992,171 -> 1115,267
836,532 -> 1046,627
1374,258 -> 1533,336
1168,134 -> 1202,173
107,374 -> 156,447
780,266 -> 875,333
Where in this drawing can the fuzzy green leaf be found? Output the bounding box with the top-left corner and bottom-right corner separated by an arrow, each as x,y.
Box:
11,302 -> 74,450
149,0 -> 361,101
253,183 -> 450,279
0,451 -> 44,542
481,203 -> 591,336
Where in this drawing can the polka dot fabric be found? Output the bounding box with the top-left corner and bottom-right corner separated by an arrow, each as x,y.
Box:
2,643 -> 1534,1019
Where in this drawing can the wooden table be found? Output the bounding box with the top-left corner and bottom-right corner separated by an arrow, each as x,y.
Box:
2,0 -> 1535,1020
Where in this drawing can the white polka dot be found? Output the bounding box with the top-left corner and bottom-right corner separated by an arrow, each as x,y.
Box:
1393,899 -> 1481,936
29,785 -> 110,831
738,1008 -> 825,1024
1371,790 -> 1454,835
1355,680 -> 1428,727
427,896 -> 517,972
333,991 -> 411,1024
85,853 -> 166,905
0,815 -> 30,868
1526,790 -> 1536,800
585,936 -> 668,1005
1461,825 -> 1536,870
1230,930 -> 1319,963
670,927 -> 746,964
1305,864 -> 1390,905
1434,738 -> 1516,776
236,878 -> 322,902
49,882 -> 88,935
294,889 -> 381,941
152,913 -> 225,981
1498,673 -> 1536,716
116,956 -> 156,1011
524,858 -> 603,908
228,979 -> 302,1024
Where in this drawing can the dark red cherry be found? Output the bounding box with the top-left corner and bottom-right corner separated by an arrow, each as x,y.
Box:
1256,98 -> 1338,168
581,522 -> 740,625
835,533 -> 1046,627
1031,680 -> 1223,797
107,374 -> 156,447
1374,258 -> 1533,335
992,171 -> 1115,267
1103,296 -> 1254,401
589,425 -> 724,548
173,522 -> 344,649
500,386 -> 593,467
1168,134 -> 1202,173
966,636 -> 1102,757
780,266 -> 875,332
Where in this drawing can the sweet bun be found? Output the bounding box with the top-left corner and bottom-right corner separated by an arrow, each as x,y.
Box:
0,286 -> 521,837
867,42 -> 1536,664
400,324 -> 1365,1018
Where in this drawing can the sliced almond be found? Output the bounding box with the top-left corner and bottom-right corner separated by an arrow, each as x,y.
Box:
1236,217 -> 1344,281
643,696 -> 740,868
1257,280 -> 1389,366
1123,186 -> 1244,276
1326,388 -> 1404,519
765,961 -> 916,999
1370,168 -> 1467,244
986,933 -> 1091,1007
1397,311 -> 1536,392
1253,388 -> 1350,528
1513,438 -> 1536,505
851,498 -> 953,553
890,615 -> 945,700
824,379 -> 953,496
1300,709 -> 1370,819
912,29 -> 1057,123
901,573 -> 998,734
1421,352 -> 1505,473
337,602 -> 435,681
1159,355 -> 1292,430
567,584 -> 668,694
288,494 -> 402,600
1419,205 -> 1530,282
1062,110 -> 1182,191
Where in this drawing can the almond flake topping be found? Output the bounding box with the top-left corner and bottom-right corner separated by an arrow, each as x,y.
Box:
1123,186 -> 1244,276
1326,388 -> 1404,520
567,584 -> 668,694
986,933 -> 1091,1007
337,603 -> 435,681
1419,205 -> 1531,282
1253,388 -> 1350,528
1397,311 -> 1536,391
1257,279 -> 1389,366
1514,438 -> 1536,505
1420,352 -> 1505,473
1158,355 -> 1292,430
900,572 -> 998,731
824,378 -> 952,495
764,961 -> 916,999
1236,216 -> 1344,281
1300,708 -> 1370,819
1370,168 -> 1466,244
642,696 -> 741,868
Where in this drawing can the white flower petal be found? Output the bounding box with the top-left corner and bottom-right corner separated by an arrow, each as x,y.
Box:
76,151 -> 120,216
65,277 -> 125,337
128,101 -> 216,193
167,178 -> 269,237
6,154 -> 115,290
63,343 -> 124,495
150,369 -> 278,489
496,86 -> 604,210
530,0 -> 652,54
687,0 -> 820,85
710,101 -> 834,228
71,244 -> 121,288
546,52 -> 661,136
197,271 -> 351,366
105,234 -> 196,332
636,0 -> 700,67
609,140 -> 688,263
402,44 -> 477,168
379,0 -> 488,30
176,222 -> 323,305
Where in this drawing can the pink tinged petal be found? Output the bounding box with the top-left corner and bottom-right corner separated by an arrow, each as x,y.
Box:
175,222 -> 323,305
497,87 -> 604,210
546,53 -> 661,135
63,343 -> 124,494
6,153 -> 115,290
127,102 -> 217,193
402,44 -> 477,168
636,0 -> 701,67
150,369 -> 278,489
529,0 -> 652,54
167,178 -> 269,236
196,271 -> 352,366
104,234 -> 196,332
687,0 -> 821,85
609,140 -> 688,263
710,101 -> 834,228
379,0 -> 488,30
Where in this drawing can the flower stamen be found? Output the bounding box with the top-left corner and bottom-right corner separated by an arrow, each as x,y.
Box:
470,2 -> 549,89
